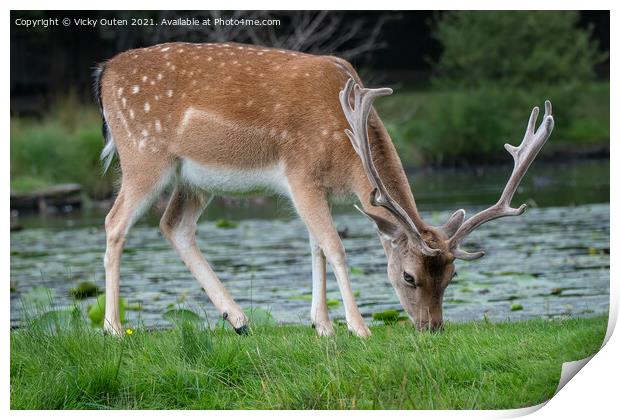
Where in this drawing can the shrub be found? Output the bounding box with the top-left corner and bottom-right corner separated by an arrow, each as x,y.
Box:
379,82 -> 609,165
432,11 -> 607,88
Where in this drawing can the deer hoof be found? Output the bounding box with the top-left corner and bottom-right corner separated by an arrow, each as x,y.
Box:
349,323 -> 371,338
312,321 -> 335,337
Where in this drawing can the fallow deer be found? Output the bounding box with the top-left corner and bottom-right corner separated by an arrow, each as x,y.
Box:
94,42 -> 554,337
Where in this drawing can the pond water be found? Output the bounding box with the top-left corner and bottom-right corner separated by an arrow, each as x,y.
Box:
10,159 -> 610,328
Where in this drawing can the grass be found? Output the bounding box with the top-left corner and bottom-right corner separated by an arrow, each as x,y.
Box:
10,314 -> 607,409
10,94 -> 114,198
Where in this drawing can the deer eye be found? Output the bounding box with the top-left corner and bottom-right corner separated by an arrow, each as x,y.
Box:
452,271 -> 458,279
403,272 -> 417,287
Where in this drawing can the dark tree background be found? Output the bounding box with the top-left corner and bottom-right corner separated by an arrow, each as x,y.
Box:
10,10 -> 609,115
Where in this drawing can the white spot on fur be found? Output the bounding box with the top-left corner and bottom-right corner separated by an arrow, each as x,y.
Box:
121,97 -> 127,108
155,120 -> 162,133
161,47 -> 170,52
141,129 -> 149,137
132,85 -> 140,94
157,73 -> 163,80
142,75 -> 148,82
144,102 -> 150,112
166,89 -> 173,97
117,87 -> 123,97
129,109 -> 135,119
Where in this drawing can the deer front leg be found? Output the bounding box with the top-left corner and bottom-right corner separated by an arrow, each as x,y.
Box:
290,180 -> 370,338
160,185 -> 248,333
309,234 -> 334,337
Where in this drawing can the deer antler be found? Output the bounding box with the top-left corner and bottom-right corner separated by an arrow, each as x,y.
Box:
448,100 -> 555,260
339,78 -> 440,256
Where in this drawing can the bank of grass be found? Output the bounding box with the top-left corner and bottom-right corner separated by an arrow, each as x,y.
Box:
10,95 -> 114,198
10,315 -> 607,409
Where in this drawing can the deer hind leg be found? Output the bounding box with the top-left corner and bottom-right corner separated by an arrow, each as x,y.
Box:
160,184 -> 249,333
290,179 -> 370,338
309,234 -> 334,336
104,164 -> 173,335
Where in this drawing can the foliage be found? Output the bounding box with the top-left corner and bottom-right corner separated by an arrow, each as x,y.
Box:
432,11 -> 607,88
378,82 -> 609,165
10,315 -> 607,409
10,94 -> 114,197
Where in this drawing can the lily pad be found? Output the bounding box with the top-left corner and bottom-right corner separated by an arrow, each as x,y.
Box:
22,286 -> 55,308
215,219 -> 238,229
69,281 -> 99,299
350,267 -> 365,275
31,307 -> 84,333
372,309 -> 402,325
163,308 -> 202,327
290,294 -> 312,301
326,299 -> 340,308
87,295 -> 126,327
245,307 -> 275,326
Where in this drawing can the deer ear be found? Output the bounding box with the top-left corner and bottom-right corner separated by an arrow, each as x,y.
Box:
354,205 -> 400,242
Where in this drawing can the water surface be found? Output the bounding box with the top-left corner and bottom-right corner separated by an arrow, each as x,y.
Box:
10,159 -> 610,327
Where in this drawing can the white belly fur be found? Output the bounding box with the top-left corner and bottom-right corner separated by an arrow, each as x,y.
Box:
179,159 -> 291,197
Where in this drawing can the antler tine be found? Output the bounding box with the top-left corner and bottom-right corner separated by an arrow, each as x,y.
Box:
339,78 -> 440,257
448,101 -> 555,259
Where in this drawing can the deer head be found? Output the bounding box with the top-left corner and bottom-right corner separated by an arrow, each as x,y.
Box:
340,79 -> 555,331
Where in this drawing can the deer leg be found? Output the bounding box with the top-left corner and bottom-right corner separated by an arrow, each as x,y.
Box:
290,182 -> 370,338
309,233 -> 334,337
104,173 -> 170,335
160,185 -> 248,333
